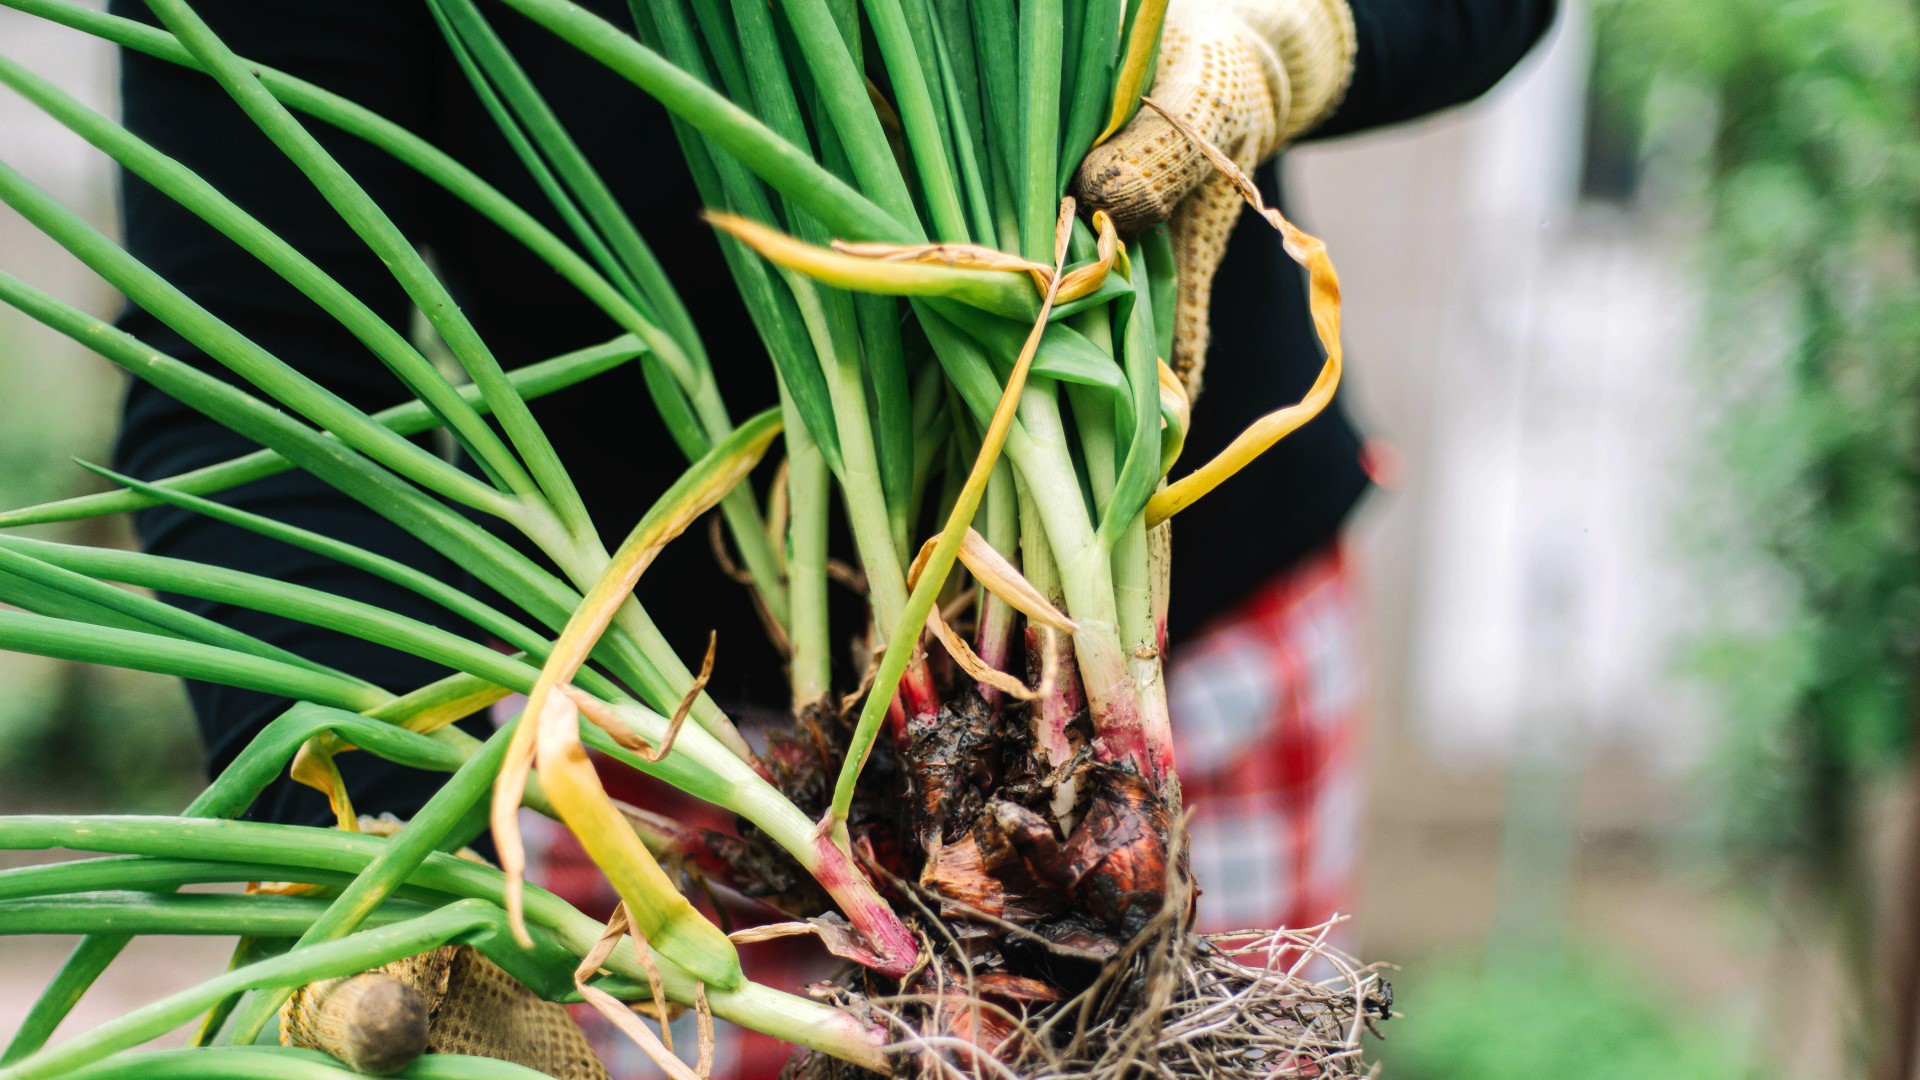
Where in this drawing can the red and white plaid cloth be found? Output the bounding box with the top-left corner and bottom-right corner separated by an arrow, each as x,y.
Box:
529,541 -> 1366,1078
1169,542 -> 1365,938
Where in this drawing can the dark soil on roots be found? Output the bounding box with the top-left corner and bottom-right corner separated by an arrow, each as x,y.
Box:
716,692 -> 1389,1079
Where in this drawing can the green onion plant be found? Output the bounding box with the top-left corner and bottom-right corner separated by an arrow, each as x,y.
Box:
0,0 -> 1343,1072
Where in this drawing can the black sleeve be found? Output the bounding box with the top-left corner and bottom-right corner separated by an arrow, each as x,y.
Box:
108,0 -> 485,827
1310,0 -> 1561,139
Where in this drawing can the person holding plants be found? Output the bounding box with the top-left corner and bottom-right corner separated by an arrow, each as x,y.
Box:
106,0 -> 1554,1071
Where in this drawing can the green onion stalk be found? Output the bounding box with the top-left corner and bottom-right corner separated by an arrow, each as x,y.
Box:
0,0 -> 1343,1071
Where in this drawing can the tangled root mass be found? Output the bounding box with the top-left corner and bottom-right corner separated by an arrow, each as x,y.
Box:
739,690 -> 1388,1079
784,839 -> 1389,1079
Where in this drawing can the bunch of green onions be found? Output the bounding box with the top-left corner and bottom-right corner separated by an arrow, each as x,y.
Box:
0,0 -> 1342,1072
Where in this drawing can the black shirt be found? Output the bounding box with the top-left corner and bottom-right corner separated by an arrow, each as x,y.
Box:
106,0 -> 1556,823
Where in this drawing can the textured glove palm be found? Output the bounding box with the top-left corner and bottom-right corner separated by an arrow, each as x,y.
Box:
1073,0 -> 1356,392
283,945 -> 609,1079
278,816 -> 609,1078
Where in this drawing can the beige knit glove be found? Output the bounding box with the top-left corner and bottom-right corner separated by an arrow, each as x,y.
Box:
1073,0 -> 1356,392
278,816 -> 609,1078
283,946 -> 609,1078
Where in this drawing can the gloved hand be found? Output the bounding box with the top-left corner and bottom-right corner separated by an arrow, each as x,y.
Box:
283,946 -> 608,1079
1073,0 -> 1356,392
278,816 -> 609,1079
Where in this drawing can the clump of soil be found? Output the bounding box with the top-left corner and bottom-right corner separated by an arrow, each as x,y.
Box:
718,689 -> 1390,1079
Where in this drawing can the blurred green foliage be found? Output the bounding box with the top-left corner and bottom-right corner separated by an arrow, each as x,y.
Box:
0,306 -> 199,812
0,653 -> 198,812
1380,954 -> 1747,1080
1596,0 -> 1920,877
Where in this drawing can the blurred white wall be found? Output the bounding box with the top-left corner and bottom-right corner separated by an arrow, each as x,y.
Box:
1290,4 -> 1711,771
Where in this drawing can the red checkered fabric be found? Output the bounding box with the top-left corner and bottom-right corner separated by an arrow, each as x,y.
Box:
1166,542 -> 1365,939
528,541 -> 1366,1077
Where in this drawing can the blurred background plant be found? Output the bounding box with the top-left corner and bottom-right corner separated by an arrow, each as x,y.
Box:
0,8 -> 197,815
0,308 -> 199,814
1382,954 -> 1750,1080
1596,0 -> 1920,1068
1601,0 -> 1920,887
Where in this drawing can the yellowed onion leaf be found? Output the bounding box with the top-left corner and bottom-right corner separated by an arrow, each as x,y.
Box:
905,529 -> 1075,634
903,528 -> 1072,701
384,681 -> 517,735
831,239 -> 1053,291
564,632 -> 715,764
573,904 -> 699,1080
1096,0 -> 1173,147
1054,210 -> 1121,304
926,606 -> 1038,700
491,414 -> 776,976
727,914 -> 891,968
1139,98 -> 1345,527
1158,358 -> 1190,435
706,212 -> 1039,319
288,745 -> 357,832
